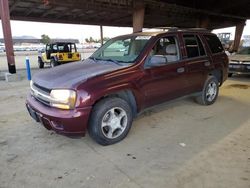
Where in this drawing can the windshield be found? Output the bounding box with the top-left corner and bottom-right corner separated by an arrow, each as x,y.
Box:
90,35 -> 151,64
237,47 -> 250,55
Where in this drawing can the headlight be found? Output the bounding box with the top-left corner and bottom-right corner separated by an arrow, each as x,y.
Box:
30,80 -> 33,87
50,89 -> 76,110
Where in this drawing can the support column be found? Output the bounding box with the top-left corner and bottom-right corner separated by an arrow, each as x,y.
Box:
0,0 -> 16,73
100,25 -> 104,46
133,1 -> 145,33
232,21 -> 245,52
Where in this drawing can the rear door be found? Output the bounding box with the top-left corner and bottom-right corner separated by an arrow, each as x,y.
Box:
182,34 -> 211,93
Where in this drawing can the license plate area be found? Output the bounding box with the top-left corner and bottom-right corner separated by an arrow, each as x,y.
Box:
229,65 -> 241,68
27,105 -> 40,122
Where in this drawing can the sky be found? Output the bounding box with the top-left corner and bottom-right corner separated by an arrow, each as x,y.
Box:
0,21 -> 133,43
0,20 -> 250,43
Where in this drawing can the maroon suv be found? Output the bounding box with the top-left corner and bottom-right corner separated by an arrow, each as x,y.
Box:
26,29 -> 228,145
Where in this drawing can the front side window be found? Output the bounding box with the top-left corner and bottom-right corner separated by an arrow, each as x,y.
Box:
46,45 -> 51,51
204,35 -> 224,54
91,35 -> 151,64
146,36 -> 180,67
183,35 -> 205,58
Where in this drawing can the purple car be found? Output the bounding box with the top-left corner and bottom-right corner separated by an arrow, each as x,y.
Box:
26,29 -> 228,145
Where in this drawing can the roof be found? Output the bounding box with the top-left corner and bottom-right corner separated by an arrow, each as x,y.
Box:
6,0 -> 250,29
48,42 -> 76,45
118,28 -> 213,37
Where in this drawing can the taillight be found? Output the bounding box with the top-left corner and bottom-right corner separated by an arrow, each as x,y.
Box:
58,55 -> 63,60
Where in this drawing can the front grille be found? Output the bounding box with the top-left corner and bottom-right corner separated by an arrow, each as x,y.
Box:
33,82 -> 51,93
31,82 -> 51,106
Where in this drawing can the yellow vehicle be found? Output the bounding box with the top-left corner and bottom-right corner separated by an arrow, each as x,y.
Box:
38,42 -> 81,68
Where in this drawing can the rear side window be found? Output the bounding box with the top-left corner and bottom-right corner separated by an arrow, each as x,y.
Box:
183,35 -> 205,58
204,35 -> 224,54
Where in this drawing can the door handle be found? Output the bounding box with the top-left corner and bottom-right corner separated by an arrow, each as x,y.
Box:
177,67 -> 185,73
204,61 -> 211,66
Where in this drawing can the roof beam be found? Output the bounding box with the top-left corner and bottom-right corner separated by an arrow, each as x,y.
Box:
9,0 -> 21,14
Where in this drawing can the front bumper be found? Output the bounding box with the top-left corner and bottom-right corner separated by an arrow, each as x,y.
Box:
229,64 -> 250,74
26,94 -> 92,136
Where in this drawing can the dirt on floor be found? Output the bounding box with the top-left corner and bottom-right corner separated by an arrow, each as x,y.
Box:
0,70 -> 249,188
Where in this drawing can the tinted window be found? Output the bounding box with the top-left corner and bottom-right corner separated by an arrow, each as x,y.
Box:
204,35 -> 224,54
183,35 -> 205,58
197,36 -> 205,56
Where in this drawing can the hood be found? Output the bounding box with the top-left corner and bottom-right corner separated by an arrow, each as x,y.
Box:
229,54 -> 250,62
33,59 -> 124,89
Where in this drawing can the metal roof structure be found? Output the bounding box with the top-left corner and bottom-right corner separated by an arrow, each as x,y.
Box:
0,38 -> 79,44
1,0 -> 249,74
7,0 -> 250,29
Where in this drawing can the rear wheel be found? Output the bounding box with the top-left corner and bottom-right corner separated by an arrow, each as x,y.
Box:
195,75 -> 219,105
88,97 -> 133,145
228,73 -> 233,77
38,57 -> 44,69
50,58 -> 58,67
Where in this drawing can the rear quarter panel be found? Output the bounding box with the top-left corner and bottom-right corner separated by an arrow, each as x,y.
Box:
201,33 -> 229,83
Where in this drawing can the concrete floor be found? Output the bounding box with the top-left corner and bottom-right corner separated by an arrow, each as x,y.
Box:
0,70 -> 249,188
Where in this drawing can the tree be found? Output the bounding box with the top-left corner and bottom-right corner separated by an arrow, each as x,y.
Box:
85,37 -> 100,43
103,37 -> 110,42
40,34 -> 51,44
85,38 -> 90,43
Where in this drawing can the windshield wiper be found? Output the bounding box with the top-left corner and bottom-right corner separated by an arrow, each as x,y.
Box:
89,56 -> 98,62
89,57 -> 125,66
102,59 -> 124,66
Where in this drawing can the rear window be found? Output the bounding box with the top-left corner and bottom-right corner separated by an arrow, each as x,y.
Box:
204,35 -> 224,54
183,35 -> 205,58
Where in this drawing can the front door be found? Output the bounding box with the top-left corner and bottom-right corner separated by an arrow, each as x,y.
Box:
139,35 -> 189,108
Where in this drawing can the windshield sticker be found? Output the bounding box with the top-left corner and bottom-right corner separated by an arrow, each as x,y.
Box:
135,36 -> 152,40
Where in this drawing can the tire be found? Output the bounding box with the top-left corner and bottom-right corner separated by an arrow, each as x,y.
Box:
50,58 -> 58,67
228,73 -> 233,77
195,75 -> 219,105
38,57 -> 44,68
88,97 -> 133,146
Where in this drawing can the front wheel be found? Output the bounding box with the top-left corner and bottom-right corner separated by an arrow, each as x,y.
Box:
195,75 -> 219,105
88,97 -> 133,145
38,58 -> 44,68
228,73 -> 233,77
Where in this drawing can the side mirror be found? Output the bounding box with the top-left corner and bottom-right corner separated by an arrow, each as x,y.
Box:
148,55 -> 167,67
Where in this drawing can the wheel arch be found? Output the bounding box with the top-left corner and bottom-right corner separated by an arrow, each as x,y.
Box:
208,69 -> 223,86
93,89 -> 138,118
38,55 -> 43,62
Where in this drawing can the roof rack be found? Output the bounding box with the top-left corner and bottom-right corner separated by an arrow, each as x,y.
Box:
151,27 -> 209,32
